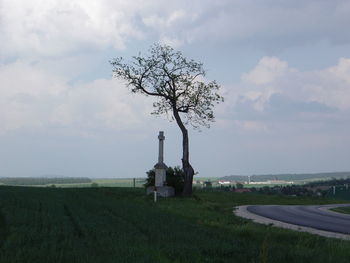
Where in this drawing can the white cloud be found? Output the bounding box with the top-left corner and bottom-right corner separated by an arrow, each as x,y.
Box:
291,58 -> 350,110
0,0 -> 145,57
226,57 -> 292,113
327,58 -> 350,84
234,120 -> 268,133
218,56 -> 350,134
159,36 -> 185,49
241,57 -> 290,85
0,61 -> 68,131
0,61 -> 154,134
240,57 -> 350,111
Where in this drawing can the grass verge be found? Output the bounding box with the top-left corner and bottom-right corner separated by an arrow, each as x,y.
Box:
330,206 -> 350,215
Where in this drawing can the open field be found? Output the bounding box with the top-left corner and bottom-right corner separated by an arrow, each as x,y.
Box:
0,178 -> 147,188
1,186 -> 350,262
92,178 -> 146,187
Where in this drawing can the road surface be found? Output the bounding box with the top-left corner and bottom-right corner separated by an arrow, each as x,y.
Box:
246,204 -> 350,234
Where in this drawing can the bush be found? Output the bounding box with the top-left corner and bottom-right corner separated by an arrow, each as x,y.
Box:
236,183 -> 244,189
144,166 -> 185,195
91,182 -> 99,188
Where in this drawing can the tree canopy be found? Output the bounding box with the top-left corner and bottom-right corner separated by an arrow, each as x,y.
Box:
111,44 -> 223,196
111,44 -> 223,129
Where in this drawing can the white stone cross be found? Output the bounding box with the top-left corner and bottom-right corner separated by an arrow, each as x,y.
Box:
145,131 -> 174,197
158,131 -> 165,164
154,131 -> 167,187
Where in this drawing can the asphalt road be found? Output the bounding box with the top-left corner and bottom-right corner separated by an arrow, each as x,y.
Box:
247,204 -> 350,234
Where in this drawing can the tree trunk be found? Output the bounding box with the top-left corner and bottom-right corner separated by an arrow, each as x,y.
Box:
181,129 -> 195,197
173,108 -> 194,197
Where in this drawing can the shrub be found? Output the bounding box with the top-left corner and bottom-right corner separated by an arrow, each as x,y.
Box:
144,166 -> 185,195
91,182 -> 99,188
236,183 -> 244,189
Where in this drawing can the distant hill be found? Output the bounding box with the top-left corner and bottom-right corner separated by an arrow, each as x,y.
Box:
220,172 -> 350,182
38,174 -> 67,178
0,177 -> 92,186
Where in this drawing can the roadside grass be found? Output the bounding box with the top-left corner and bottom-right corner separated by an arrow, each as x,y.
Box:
330,206 -> 350,215
0,186 -> 349,263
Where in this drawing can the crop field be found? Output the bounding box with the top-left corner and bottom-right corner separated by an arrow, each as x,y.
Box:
0,186 -> 350,263
92,178 -> 146,188
0,177 -> 147,188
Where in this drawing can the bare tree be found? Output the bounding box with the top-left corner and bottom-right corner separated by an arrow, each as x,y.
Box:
110,44 -> 223,196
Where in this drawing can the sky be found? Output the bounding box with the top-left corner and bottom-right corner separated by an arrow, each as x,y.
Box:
1,0 -> 350,178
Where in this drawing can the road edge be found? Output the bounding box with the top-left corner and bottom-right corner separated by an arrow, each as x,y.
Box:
234,205 -> 350,241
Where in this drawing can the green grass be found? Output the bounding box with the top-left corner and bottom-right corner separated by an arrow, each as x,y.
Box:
0,186 -> 349,263
330,206 -> 350,215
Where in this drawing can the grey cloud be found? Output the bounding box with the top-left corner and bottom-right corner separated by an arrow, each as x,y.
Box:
267,93 -> 336,115
143,0 -> 350,50
2,0 -> 350,60
233,92 -> 339,124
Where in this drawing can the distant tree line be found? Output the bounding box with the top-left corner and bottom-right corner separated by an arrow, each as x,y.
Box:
250,178 -> 350,197
249,185 -> 322,197
0,177 -> 92,186
196,178 -> 350,200
221,172 -> 350,182
304,178 -> 350,187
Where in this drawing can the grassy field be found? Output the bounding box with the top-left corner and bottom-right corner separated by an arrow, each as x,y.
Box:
0,177 -> 147,188
92,178 -> 146,188
330,206 -> 350,215
0,186 -> 350,263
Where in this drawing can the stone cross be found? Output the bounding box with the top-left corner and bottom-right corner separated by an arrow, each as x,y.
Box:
158,131 -> 165,164
145,131 -> 174,197
154,131 -> 167,187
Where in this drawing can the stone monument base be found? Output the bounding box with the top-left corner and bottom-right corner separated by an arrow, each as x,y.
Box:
146,186 -> 175,197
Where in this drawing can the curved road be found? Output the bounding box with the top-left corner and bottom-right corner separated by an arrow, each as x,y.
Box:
247,204 -> 350,234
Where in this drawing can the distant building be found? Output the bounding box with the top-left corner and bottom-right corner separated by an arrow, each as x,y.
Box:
218,181 -> 232,185
248,180 -> 294,185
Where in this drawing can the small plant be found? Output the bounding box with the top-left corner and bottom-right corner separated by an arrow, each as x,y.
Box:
144,166 -> 185,195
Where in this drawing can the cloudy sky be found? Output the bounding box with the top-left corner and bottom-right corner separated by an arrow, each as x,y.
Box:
1,0 -> 350,178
